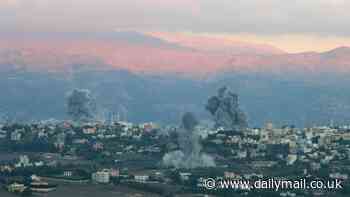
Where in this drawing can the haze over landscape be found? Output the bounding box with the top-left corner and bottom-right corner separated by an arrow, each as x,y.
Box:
2,1 -> 350,197
1,0 -> 350,126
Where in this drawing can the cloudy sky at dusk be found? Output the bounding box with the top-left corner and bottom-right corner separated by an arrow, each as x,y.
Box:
1,0 -> 350,52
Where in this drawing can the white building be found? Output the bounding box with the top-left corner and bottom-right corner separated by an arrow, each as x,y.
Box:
330,173 -> 348,180
34,161 -> 44,167
64,171 -> 73,177
179,172 -> 192,181
134,175 -> 149,183
286,154 -> 297,165
92,170 -> 110,183
15,155 -> 32,168
11,131 -> 22,141
0,129 -> 7,139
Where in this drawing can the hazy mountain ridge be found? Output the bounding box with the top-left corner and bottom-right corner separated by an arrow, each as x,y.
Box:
225,46 -> 350,75
147,32 -> 286,55
1,32 -> 350,77
0,66 -> 349,127
1,31 -> 350,126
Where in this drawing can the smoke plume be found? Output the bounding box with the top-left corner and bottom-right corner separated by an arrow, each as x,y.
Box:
206,86 -> 248,130
163,112 -> 216,169
66,89 -> 96,122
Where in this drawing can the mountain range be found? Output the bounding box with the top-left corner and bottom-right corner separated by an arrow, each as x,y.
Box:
1,31 -> 350,76
0,31 -> 349,126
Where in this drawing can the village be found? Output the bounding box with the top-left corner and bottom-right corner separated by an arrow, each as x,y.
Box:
0,119 -> 349,197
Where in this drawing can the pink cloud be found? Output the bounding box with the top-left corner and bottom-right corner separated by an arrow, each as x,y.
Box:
0,0 -> 19,7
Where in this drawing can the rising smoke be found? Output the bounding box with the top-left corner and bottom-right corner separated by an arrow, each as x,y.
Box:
206,86 -> 248,130
0,111 -> 6,123
66,89 -> 97,122
162,112 -> 216,169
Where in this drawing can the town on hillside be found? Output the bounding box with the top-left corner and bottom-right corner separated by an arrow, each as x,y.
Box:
0,87 -> 349,197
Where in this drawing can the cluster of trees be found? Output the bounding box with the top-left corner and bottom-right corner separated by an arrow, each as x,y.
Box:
0,137 -> 56,153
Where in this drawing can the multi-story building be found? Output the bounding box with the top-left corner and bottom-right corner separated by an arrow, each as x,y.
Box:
11,131 -> 22,141
92,170 -> 110,183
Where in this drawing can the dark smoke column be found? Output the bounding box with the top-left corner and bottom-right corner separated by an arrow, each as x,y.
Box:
179,112 -> 199,158
162,112 -> 215,169
206,86 -> 248,130
66,89 -> 96,122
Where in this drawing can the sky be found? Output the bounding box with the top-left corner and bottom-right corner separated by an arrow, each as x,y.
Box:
1,0 -> 350,53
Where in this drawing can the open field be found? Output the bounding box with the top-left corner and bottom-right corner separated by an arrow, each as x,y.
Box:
0,183 -> 161,197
